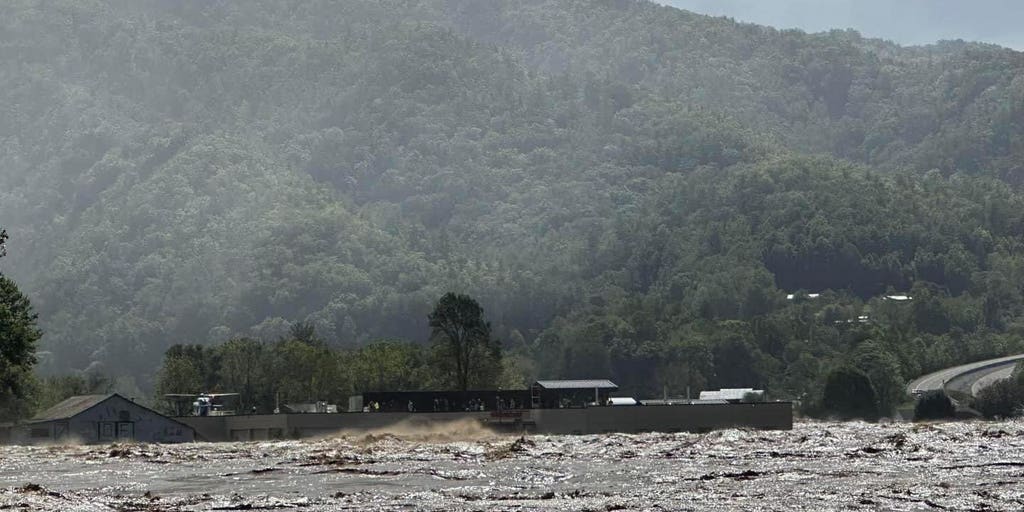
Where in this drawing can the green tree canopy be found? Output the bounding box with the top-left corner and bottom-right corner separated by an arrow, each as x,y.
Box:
35,373 -> 113,412
428,293 -> 501,391
216,338 -> 266,413
913,390 -> 956,421
0,230 -> 41,420
351,339 -> 428,392
155,356 -> 202,397
3,1 -> 1024,407
973,379 -> 1024,419
821,366 -> 879,421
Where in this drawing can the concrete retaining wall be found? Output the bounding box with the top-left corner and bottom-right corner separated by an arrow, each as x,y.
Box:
532,402 -> 792,434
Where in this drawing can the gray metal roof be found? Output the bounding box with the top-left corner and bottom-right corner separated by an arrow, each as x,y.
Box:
534,379 -> 618,390
30,394 -> 112,422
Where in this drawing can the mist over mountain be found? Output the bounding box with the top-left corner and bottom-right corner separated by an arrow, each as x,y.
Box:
664,0 -> 1024,50
2,0 -> 1024,400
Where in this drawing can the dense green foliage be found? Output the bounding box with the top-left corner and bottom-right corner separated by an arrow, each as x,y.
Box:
2,1 -> 1024,415
428,293 -> 501,391
153,326 -> 525,413
33,373 -> 114,412
0,243 -> 41,420
973,378 -> 1024,419
913,390 -> 956,421
821,367 -> 879,420
972,370 -> 1024,418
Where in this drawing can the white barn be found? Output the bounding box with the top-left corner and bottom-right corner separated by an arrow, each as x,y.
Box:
10,393 -> 194,444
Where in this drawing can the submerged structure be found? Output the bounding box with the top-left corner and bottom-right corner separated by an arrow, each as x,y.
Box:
4,393 -> 195,444
181,380 -> 792,442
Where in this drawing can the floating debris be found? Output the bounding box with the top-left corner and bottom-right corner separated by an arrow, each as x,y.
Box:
1,421 -> 1023,510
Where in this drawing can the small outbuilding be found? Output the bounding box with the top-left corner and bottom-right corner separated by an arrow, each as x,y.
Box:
10,393 -> 194,444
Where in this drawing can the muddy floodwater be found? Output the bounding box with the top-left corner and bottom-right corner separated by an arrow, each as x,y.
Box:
2,420 -> 1024,511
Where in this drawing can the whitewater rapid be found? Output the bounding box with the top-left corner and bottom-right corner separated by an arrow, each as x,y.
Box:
2,420 -> 1023,510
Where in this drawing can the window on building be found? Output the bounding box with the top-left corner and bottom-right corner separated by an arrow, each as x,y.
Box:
99,422 -> 115,440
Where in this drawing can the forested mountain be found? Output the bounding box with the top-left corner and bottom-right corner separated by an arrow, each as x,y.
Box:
2,0 -> 1024,407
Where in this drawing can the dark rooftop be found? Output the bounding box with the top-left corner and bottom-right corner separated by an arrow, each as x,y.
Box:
30,394 -> 112,423
534,379 -> 618,390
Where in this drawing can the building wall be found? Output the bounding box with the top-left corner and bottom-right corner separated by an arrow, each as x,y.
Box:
185,414 -> 288,442
358,390 -> 532,413
11,395 -> 194,444
178,403 -> 791,441
181,411 -> 494,442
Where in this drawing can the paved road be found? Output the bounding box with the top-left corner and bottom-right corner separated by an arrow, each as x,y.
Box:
969,365 -> 1016,396
906,354 -> 1024,397
945,362 -> 1019,396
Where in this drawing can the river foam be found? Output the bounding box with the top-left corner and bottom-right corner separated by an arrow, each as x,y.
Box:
2,420 -> 1023,510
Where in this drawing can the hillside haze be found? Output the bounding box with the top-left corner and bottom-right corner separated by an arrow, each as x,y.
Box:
664,0 -> 1024,50
2,0 -> 1024,399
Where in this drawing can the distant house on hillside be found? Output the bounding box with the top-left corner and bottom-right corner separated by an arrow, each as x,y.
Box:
6,393 -> 194,445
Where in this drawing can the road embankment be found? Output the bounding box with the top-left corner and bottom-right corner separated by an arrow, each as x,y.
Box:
906,354 -> 1024,399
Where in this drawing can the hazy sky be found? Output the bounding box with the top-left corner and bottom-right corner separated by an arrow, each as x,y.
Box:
663,0 -> 1024,50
